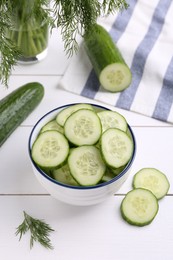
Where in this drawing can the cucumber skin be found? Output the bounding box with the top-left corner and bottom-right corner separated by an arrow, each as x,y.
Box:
0,82 -> 44,146
84,24 -> 128,77
121,203 -> 158,227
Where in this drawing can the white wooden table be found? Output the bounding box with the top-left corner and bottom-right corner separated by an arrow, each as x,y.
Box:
0,29 -> 173,260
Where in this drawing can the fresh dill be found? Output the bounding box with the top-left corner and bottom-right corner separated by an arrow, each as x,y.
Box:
15,211 -> 54,250
53,0 -> 128,56
0,0 -> 128,86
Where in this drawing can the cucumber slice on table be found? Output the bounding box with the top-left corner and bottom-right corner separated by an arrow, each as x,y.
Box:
32,130 -> 69,169
133,168 -> 170,200
97,110 -> 127,133
56,103 -> 93,126
121,188 -> 159,226
40,120 -> 64,134
68,146 -> 106,186
64,109 -> 102,146
101,128 -> 133,168
84,24 -> 132,92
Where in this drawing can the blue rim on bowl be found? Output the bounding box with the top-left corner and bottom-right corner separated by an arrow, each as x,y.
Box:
28,103 -> 136,190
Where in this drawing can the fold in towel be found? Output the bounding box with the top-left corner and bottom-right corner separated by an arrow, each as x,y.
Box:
60,0 -> 173,124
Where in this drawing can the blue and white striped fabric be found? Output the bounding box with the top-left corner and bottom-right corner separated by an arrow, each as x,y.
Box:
60,0 -> 173,123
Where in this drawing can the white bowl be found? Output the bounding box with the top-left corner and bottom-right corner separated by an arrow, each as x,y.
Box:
28,103 -> 136,206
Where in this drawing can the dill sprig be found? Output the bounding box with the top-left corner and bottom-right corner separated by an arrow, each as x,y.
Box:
0,3 -> 21,86
15,211 -> 54,250
53,0 -> 128,56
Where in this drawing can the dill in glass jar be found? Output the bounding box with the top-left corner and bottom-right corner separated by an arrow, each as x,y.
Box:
7,0 -> 49,63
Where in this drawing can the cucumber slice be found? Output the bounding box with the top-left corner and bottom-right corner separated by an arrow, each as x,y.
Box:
110,165 -> 126,176
97,110 -> 127,133
31,130 -> 69,169
133,168 -> 170,200
121,188 -> 159,226
101,169 -> 115,183
68,146 -> 106,186
56,103 -> 93,126
84,24 -> 132,92
101,128 -> 133,168
64,109 -> 102,146
40,120 -> 64,134
52,164 -> 79,186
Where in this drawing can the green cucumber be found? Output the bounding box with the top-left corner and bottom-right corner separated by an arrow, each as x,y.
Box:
32,130 -> 69,169
68,145 -> 106,186
0,82 -> 44,147
133,168 -> 170,200
56,103 -> 94,127
97,110 -> 127,133
64,108 -> 102,146
121,188 -> 159,227
84,24 -> 132,92
52,164 -> 79,186
40,120 -> 64,134
31,103 -> 135,186
110,165 -> 127,176
101,128 -> 133,168
101,169 -> 115,183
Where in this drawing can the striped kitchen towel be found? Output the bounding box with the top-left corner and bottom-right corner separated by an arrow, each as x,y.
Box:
59,0 -> 173,124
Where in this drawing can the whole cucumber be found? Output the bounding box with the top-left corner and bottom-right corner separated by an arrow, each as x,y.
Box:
0,82 -> 44,146
84,24 -> 132,92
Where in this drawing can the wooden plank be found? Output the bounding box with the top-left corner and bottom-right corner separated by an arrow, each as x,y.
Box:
0,195 -> 172,260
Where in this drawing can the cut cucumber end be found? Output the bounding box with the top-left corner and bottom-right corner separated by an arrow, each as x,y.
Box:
99,63 -> 132,92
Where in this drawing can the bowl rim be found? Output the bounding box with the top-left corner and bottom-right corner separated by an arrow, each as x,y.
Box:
28,103 -> 136,190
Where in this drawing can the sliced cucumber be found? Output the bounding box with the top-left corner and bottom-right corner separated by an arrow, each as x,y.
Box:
52,164 -> 79,186
101,169 -> 116,183
31,104 -> 135,187
101,128 -> 133,168
56,103 -> 93,126
68,146 -> 106,186
97,110 -> 127,133
121,188 -> 159,226
31,130 -> 69,169
64,109 -> 102,146
133,168 -> 170,200
84,24 -> 132,92
110,165 -> 126,176
40,120 -> 64,134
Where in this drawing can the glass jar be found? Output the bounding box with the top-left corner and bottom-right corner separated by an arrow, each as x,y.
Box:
7,0 -> 49,63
